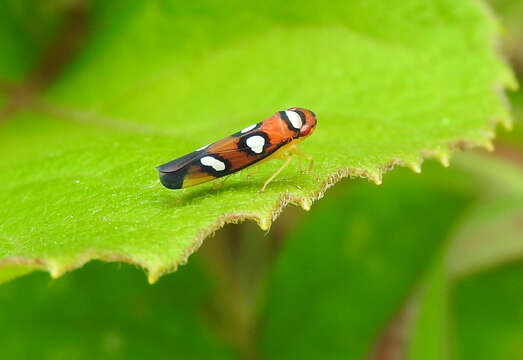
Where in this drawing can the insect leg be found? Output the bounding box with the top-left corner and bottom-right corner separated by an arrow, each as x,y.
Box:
260,156 -> 292,193
247,166 -> 258,178
291,147 -> 314,173
211,175 -> 231,190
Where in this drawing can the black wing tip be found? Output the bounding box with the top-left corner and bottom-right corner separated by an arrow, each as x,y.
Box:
158,170 -> 184,189
156,162 -> 172,172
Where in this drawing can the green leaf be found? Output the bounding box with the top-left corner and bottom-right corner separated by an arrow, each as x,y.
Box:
0,164 -> 474,359
402,152 -> 523,359
406,253 -> 451,360
0,0 -> 67,80
500,91 -> 523,146
0,261 -> 233,359
260,165 -> 473,359
454,262 -> 523,360
0,0 -> 516,283
445,151 -> 523,278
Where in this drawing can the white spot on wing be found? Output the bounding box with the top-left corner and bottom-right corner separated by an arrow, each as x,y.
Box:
246,135 -> 266,154
200,156 -> 226,171
196,144 -> 209,151
285,110 -> 302,129
241,124 -> 256,133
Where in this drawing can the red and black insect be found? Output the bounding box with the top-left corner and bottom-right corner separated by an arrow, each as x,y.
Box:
157,107 -> 317,192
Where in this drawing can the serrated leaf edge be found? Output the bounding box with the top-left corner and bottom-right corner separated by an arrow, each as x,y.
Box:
0,0 -> 517,285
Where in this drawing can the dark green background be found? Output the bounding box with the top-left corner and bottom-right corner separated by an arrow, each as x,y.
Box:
0,0 -> 522,359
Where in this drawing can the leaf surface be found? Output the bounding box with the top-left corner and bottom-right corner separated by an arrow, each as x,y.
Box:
0,0 -> 516,282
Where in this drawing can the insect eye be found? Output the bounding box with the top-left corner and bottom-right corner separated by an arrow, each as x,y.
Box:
300,125 -> 311,137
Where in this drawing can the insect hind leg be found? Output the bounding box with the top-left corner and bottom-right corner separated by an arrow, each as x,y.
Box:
211,174 -> 232,190
260,156 -> 292,193
291,147 -> 314,173
247,166 -> 258,179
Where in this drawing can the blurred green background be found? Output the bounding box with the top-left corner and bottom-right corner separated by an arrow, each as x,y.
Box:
1,1 -> 522,359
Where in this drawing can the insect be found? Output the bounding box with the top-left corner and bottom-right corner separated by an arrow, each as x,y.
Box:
157,107 -> 317,192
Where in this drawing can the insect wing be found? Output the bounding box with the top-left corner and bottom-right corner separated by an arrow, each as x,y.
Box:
156,151 -> 201,173
157,113 -> 295,189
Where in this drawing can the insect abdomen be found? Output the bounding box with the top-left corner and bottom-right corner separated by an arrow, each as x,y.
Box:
158,169 -> 186,189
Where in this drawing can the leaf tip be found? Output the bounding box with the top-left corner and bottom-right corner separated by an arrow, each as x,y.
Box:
146,265 -> 166,284
49,265 -> 63,279
484,140 -> 495,152
258,217 -> 271,231
405,161 -> 422,174
147,274 -> 159,285
368,170 -> 382,185
298,197 -> 312,211
437,152 -> 451,168
502,120 -> 513,132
